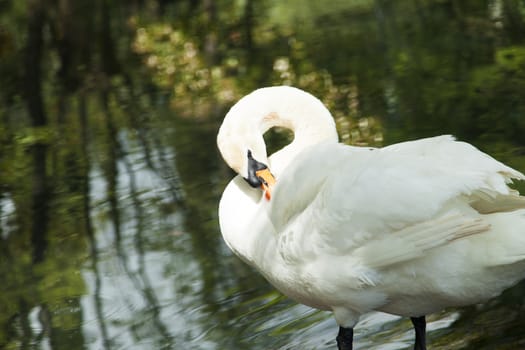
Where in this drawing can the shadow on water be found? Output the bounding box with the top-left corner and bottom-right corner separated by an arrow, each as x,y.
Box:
25,0 -> 49,265
1,0 -> 525,349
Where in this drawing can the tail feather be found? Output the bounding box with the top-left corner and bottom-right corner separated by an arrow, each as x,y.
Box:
482,209 -> 525,267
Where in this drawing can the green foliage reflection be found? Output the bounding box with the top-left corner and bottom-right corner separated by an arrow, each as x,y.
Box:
0,0 -> 524,349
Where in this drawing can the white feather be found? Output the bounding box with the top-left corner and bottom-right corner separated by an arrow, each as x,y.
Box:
217,86 -> 525,330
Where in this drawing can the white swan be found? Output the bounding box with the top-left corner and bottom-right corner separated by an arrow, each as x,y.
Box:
217,86 -> 525,350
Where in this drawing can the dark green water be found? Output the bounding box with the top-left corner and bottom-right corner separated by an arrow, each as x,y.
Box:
1,1 -> 525,349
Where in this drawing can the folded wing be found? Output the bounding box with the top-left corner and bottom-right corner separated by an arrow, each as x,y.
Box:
270,136 -> 525,274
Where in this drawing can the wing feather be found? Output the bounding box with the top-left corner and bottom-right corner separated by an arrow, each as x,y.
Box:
354,211 -> 490,269
270,136 -> 525,271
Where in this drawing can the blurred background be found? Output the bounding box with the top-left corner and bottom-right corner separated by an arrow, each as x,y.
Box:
1,0 -> 525,349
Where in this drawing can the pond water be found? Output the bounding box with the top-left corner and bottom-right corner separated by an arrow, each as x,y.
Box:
1,1 -> 525,349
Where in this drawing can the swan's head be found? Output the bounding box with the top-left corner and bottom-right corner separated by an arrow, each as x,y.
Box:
216,105 -> 274,194
217,86 -> 337,199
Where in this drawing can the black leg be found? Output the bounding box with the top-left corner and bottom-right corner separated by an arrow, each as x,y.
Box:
411,316 -> 427,350
336,326 -> 354,350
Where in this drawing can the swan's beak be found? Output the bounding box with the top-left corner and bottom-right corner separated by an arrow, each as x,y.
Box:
246,150 -> 276,199
255,168 -> 276,200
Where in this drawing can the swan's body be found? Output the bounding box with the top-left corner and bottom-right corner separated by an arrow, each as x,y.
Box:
217,86 -> 525,349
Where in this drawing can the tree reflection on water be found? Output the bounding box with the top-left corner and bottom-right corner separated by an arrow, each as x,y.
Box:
0,0 -> 524,349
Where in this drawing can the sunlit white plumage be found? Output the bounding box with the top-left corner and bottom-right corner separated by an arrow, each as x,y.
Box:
217,86 -> 525,348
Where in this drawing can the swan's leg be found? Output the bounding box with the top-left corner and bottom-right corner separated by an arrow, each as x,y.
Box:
411,316 -> 427,350
336,326 -> 353,350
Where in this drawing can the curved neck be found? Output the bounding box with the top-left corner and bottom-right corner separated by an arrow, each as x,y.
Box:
217,86 -> 339,178
249,87 -> 339,175
218,87 -> 339,277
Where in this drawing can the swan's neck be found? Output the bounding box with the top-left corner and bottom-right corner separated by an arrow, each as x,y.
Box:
219,87 -> 339,259
218,86 -> 339,178
255,88 -> 339,176
218,87 -> 339,284
219,176 -> 272,261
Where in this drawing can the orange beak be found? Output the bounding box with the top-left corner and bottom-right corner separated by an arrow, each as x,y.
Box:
255,168 -> 276,200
